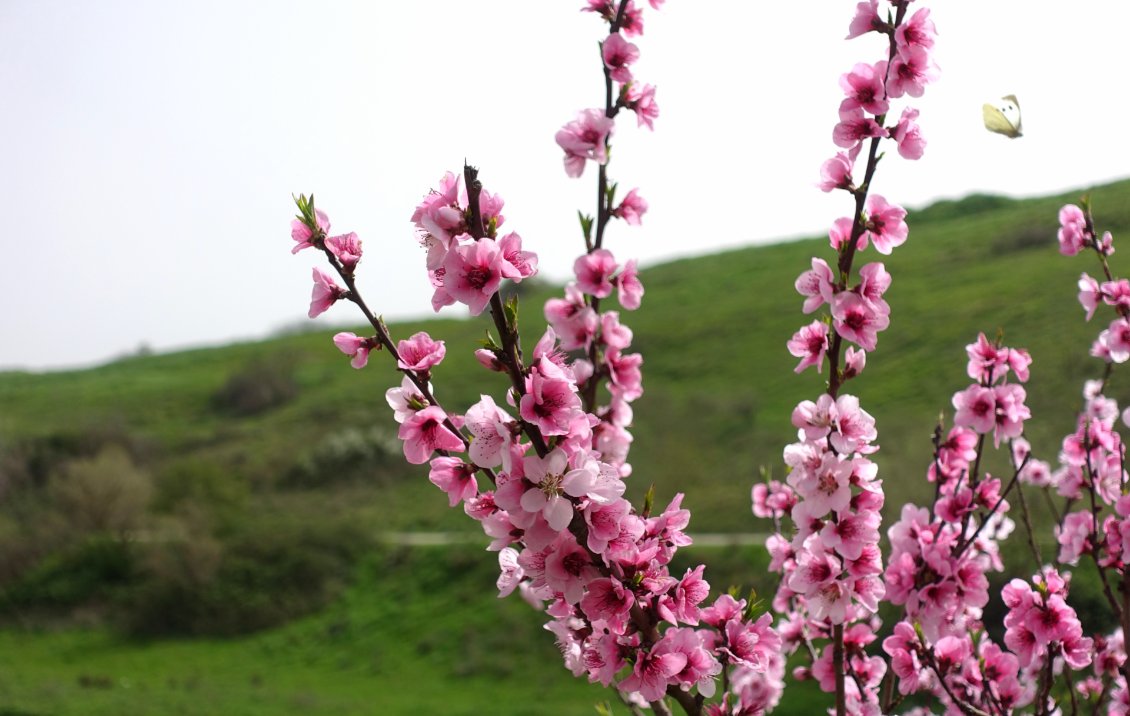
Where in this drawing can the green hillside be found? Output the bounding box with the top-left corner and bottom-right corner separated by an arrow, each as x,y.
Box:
2,179 -> 1129,714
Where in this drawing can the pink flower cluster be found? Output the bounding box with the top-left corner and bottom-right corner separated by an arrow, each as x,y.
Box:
1003,570 -> 1093,672
557,2 -> 660,175
291,2 -> 796,710
1059,203 -> 1113,257
951,333 -> 1032,447
761,392 -> 886,711
410,171 -> 538,315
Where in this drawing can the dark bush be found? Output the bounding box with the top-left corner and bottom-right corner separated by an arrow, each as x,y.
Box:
211,356 -> 299,416
123,515 -> 372,636
1,536 -> 135,612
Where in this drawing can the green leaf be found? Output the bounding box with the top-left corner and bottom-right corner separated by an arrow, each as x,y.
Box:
504,295 -> 520,332
641,484 -> 655,518
478,331 -> 502,350
578,211 -> 594,243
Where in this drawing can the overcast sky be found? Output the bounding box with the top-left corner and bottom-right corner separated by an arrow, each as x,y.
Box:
3,1 -> 1129,371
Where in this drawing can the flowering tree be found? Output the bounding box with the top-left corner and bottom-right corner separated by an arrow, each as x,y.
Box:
288,1 -> 1130,714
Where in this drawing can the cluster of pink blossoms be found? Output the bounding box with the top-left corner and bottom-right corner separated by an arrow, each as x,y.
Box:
288,2 -> 797,712
289,0 -> 1130,711
764,2 -> 942,713
767,2 -> 937,713
410,170 -> 538,316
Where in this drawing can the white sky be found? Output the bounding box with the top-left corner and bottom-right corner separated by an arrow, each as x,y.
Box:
3,1 -> 1129,371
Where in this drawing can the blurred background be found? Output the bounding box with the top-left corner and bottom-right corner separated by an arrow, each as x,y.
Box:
2,1 -> 1129,714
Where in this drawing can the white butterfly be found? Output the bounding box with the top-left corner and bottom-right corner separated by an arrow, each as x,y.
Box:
983,95 -> 1022,138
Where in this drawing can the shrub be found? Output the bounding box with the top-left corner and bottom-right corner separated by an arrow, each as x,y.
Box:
210,355 -> 298,416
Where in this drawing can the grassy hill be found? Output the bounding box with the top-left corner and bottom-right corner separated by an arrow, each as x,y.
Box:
2,179 -> 1129,714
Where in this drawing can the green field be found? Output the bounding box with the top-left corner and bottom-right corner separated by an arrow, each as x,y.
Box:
2,180 -> 1129,713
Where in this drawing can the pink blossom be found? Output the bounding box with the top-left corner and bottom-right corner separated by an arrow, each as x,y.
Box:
808,577 -> 853,624
789,452 -> 853,516
751,480 -> 796,519
839,62 -> 889,116
818,151 -> 856,192
992,383 -> 1030,446
886,45 -> 938,99
473,348 -> 504,373
895,8 -> 937,56
583,631 -> 626,687
658,627 -> 722,696
791,394 -> 835,441
521,361 -> 584,435
428,456 -> 477,507
585,498 -> 631,554
411,172 -> 465,268
828,216 -> 857,250
575,248 -> 618,298
625,82 -> 659,130
933,635 -> 970,673
832,292 -> 889,351
1056,511 -> 1094,564
396,331 -> 446,372
1006,346 -> 1032,383
1058,204 -> 1089,256
617,1 -> 644,37
309,267 -> 346,318
607,348 -> 644,401
953,384 -> 996,433
646,493 -> 693,557
882,622 -> 923,695
787,320 -> 829,373
428,267 -> 455,312
843,346 -> 867,379
385,375 -> 427,423
845,0 -> 883,39
291,208 -> 329,254
661,583 -> 706,630
833,101 -> 888,148
1106,317 -> 1130,363
795,258 -> 835,313
556,109 -> 615,177
856,262 -> 891,315
863,195 -> 908,254
464,394 -> 513,470
545,616 -> 586,676
497,232 -> 539,280
600,311 -> 633,350
496,547 -> 523,597
820,509 -> 880,561
890,107 -> 926,160
520,448 -> 595,531
545,284 -> 599,350
1103,278 -> 1130,311
619,641 -> 688,703
580,576 -> 634,626
829,394 -> 877,454
613,188 -> 648,225
616,259 -> 645,310
325,232 -> 362,271
333,331 -> 373,369
544,533 -> 598,604
398,405 -> 464,464
966,331 -> 1004,382
442,237 -> 505,316
602,32 -> 639,84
